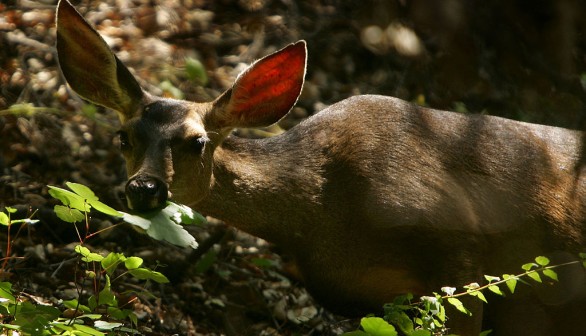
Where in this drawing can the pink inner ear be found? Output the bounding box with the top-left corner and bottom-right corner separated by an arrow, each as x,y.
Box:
229,42 -> 306,125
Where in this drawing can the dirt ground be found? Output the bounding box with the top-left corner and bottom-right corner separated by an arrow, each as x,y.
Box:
1,0 -> 585,335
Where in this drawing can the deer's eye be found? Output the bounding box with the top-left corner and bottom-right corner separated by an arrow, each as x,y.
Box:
190,136 -> 208,153
117,131 -> 132,151
179,136 -> 208,154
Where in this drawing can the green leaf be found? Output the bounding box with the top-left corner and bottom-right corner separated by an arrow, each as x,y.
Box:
65,182 -> 123,217
542,269 -> 558,281
527,271 -> 542,283
72,323 -> 106,335
159,80 -> 184,99
128,310 -> 138,325
391,293 -> 413,306
121,202 -> 204,248
360,317 -> 397,336
0,212 -> 9,226
0,282 -> 15,303
479,330 -> 493,336
74,245 -> 104,262
488,285 -> 504,296
66,182 -> 99,202
90,199 -> 123,217
88,295 -> 97,311
386,311 -> 413,334
124,256 -> 143,270
101,253 -> 126,276
54,205 -> 85,223
439,304 -> 447,323
97,276 -> 117,307
107,307 -> 132,320
75,245 -> 90,256
98,288 -> 117,307
48,185 -> 91,212
14,301 -> 60,331
447,298 -> 471,316
535,256 -> 550,266
166,202 -> 206,225
413,317 -> 423,327
51,322 -> 74,333
469,290 -> 487,303
128,268 -> 169,283
62,299 -> 91,313
121,212 -> 150,230
521,262 -> 537,271
121,204 -> 199,249
78,314 -> 103,320
5,207 -> 17,214
185,57 -> 208,85
503,274 -> 517,293
484,275 -> 500,283
94,320 -> 123,331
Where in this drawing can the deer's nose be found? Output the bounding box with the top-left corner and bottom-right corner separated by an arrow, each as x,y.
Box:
125,175 -> 168,212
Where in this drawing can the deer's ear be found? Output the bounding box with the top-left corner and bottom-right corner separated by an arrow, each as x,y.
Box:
210,41 -> 307,129
56,0 -> 143,122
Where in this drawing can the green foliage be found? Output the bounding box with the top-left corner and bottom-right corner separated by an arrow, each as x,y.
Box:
122,202 -> 202,249
361,317 -> 398,335
0,181 -> 205,334
49,182 -> 204,248
0,279 -> 132,335
159,80 -> 184,99
343,254 -> 586,336
0,207 -> 39,227
48,182 -> 122,217
185,57 -> 208,85
343,317 -> 398,336
0,211 -> 8,226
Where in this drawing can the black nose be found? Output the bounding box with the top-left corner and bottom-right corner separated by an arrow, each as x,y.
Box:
125,175 -> 168,212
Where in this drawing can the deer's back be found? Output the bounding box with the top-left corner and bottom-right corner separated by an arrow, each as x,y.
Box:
297,95 -> 584,233
269,95 -> 586,313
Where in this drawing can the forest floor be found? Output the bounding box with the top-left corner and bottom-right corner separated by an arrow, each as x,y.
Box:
1,0 -> 585,335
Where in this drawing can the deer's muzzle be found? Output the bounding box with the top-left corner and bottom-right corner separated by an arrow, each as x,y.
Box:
125,175 -> 168,212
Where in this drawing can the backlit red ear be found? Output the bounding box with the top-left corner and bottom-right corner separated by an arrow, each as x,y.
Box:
213,41 -> 307,128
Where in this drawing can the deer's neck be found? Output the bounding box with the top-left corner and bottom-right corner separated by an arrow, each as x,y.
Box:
195,135 -> 324,246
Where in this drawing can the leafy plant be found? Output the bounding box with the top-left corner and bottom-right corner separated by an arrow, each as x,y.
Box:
48,181 -> 204,248
0,181 -> 207,334
344,316 -> 398,336
0,207 -> 38,273
344,254 -> 586,336
60,244 -> 168,332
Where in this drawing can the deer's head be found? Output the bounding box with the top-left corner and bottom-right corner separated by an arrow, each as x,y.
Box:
56,0 -> 306,212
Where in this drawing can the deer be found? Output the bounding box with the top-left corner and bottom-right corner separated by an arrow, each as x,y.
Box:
55,0 -> 586,334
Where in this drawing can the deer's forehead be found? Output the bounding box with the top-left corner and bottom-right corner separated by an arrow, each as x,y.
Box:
125,98 -> 207,136
142,99 -> 190,124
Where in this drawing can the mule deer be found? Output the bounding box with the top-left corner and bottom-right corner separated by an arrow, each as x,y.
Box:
56,0 -> 585,334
